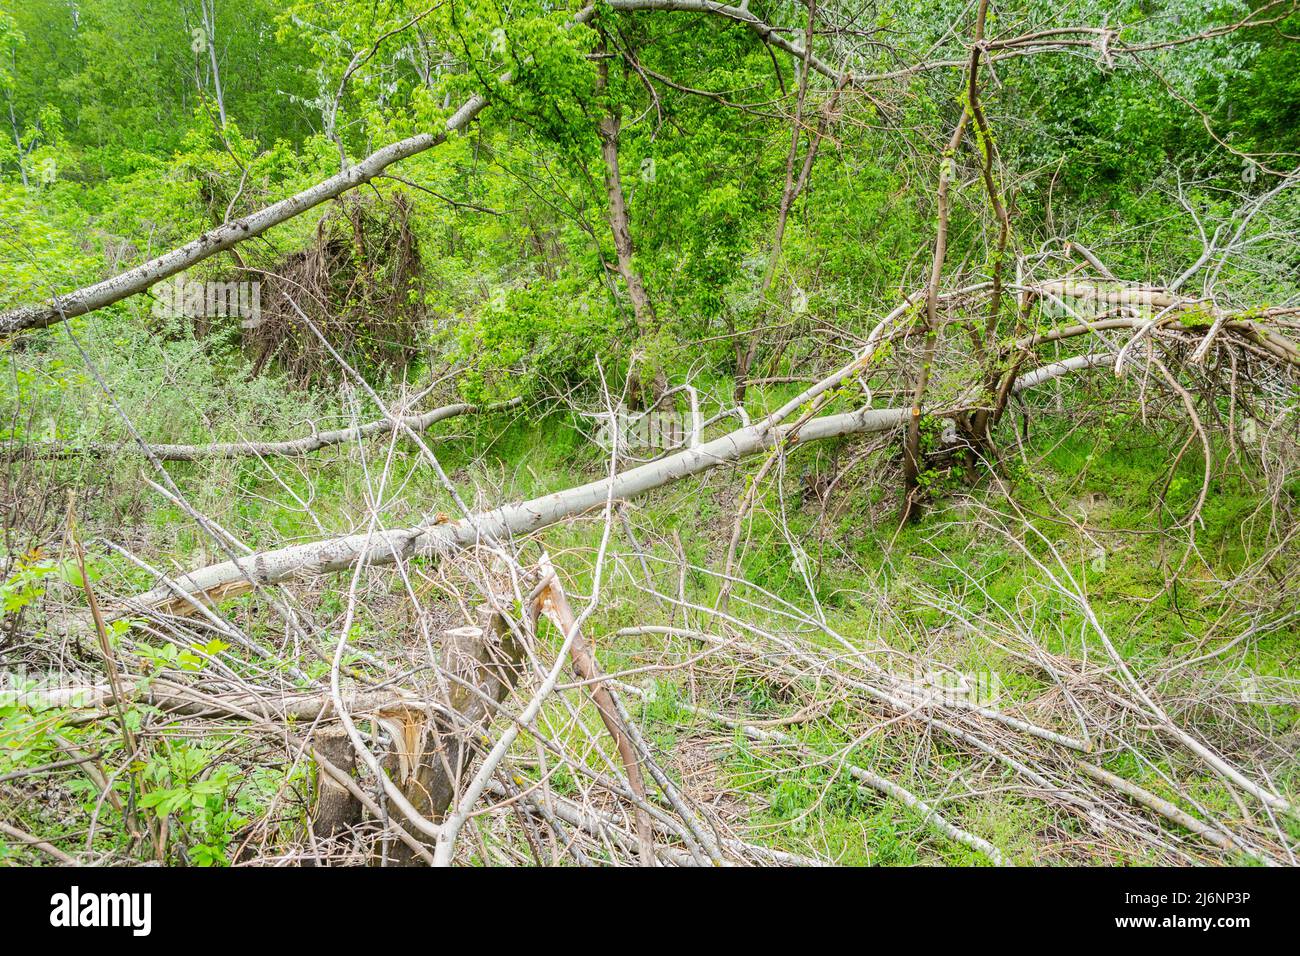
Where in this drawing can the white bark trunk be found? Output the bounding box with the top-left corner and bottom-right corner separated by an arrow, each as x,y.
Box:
15,397 -> 519,461
121,406 -> 909,614
113,345 -> 1116,618
1010,353 -> 1112,392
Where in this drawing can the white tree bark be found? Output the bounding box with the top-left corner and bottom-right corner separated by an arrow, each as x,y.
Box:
109,341 -> 1127,619
120,406 -> 909,615
1010,353 -> 1113,392
14,397 -> 520,461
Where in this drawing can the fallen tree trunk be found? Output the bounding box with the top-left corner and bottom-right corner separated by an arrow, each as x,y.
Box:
99,267 -> 1300,624
11,397 -> 521,461
1009,353 -> 1112,393
114,350 -> 1107,618
118,406 -> 910,616
0,127 -> 464,334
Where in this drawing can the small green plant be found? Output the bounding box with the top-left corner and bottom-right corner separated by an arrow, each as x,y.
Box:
1,550 -> 97,617
138,741 -> 247,866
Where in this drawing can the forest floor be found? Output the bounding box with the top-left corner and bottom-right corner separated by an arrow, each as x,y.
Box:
5,326 -> 1295,864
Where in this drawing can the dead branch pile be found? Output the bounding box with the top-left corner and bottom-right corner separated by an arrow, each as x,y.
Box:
246,193 -> 426,387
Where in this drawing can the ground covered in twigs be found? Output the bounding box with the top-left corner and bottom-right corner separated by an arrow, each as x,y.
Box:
2,365 -> 1296,866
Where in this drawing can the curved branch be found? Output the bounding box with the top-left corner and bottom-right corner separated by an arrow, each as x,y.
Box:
12,397 -> 522,461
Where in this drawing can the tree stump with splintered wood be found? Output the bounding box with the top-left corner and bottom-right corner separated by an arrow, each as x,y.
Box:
310,730 -> 362,854
308,606 -> 524,866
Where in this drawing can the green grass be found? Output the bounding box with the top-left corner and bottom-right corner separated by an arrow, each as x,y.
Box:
4,351 -> 1298,864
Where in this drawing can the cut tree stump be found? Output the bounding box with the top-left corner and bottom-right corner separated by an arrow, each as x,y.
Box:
309,605 -> 523,866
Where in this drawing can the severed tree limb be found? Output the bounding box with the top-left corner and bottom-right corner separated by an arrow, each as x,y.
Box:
534,556 -> 657,866
84,275 -> 1249,628
1009,353 -> 1114,392
13,397 -> 521,461
111,405 -> 910,618
78,268 -> 1274,642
